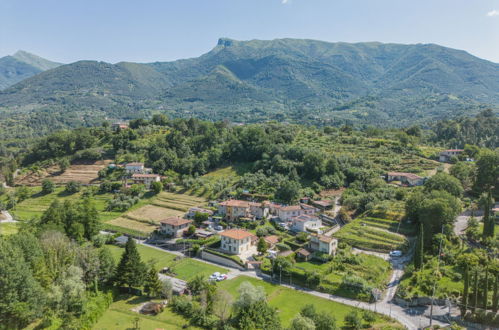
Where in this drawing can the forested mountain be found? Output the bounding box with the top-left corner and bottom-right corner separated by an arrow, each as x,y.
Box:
0,51 -> 61,90
1,38 -> 498,139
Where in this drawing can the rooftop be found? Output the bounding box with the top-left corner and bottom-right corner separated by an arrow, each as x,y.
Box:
296,248 -> 311,256
219,200 -> 250,208
312,200 -> 333,207
160,217 -> 192,226
132,173 -> 160,178
292,214 -> 320,222
264,235 -> 280,245
220,228 -> 254,240
126,162 -> 144,166
387,172 -> 423,180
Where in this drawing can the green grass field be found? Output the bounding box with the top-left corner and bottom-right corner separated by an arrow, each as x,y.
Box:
93,295 -> 200,330
218,276 -> 402,328
106,244 -> 227,281
0,222 -> 19,235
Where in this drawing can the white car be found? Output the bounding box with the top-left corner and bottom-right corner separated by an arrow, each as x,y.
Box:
389,250 -> 402,257
210,272 -> 221,280
216,274 -> 227,281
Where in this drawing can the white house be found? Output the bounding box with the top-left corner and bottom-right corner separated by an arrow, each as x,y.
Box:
249,202 -> 270,219
277,204 -> 318,222
187,207 -> 214,219
131,173 -> 161,189
159,217 -> 192,238
218,200 -> 252,221
386,172 -> 424,187
439,149 -> 464,162
291,215 -> 322,233
309,234 -> 338,256
125,162 -> 145,174
220,229 -> 255,255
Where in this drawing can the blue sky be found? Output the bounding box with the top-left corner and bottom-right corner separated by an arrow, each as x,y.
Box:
1,0 -> 498,63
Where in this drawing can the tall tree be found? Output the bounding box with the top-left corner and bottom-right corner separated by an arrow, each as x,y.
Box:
414,222 -> 424,270
472,269 -> 479,313
483,267 -> 489,310
461,264 -> 470,316
480,190 -> 495,239
492,272 -> 498,313
115,238 -> 146,289
143,265 -> 162,297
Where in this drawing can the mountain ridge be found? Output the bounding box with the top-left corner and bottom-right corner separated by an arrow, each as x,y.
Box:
0,38 -> 498,139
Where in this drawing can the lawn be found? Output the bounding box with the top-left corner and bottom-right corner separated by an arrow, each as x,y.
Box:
93,294 -> 200,330
0,222 -> 19,235
106,244 -> 227,281
218,276 -> 402,329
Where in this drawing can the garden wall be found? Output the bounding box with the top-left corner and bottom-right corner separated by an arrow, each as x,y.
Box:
200,250 -> 246,270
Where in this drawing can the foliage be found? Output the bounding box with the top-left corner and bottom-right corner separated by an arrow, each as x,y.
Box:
114,238 -> 147,289
41,179 -> 55,194
65,181 -> 81,194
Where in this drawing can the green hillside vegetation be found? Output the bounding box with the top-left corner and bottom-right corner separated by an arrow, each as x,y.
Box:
1,38 -> 498,140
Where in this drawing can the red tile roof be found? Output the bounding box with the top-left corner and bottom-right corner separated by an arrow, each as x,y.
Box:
219,200 -> 250,208
264,235 -> 280,245
160,217 -> 192,226
296,248 -> 311,256
220,228 -> 253,240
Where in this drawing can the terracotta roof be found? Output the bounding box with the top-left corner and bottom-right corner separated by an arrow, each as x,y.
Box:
220,228 -> 254,240
219,200 -> 250,208
132,173 -> 160,178
312,200 -> 333,207
160,217 -> 192,226
296,248 -> 311,256
386,172 -> 422,180
126,162 -> 144,166
292,214 -> 319,222
300,203 -> 318,210
264,235 -> 280,245
279,205 -> 302,212
316,234 -> 335,243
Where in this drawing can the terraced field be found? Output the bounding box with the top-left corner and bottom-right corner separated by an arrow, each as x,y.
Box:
334,223 -> 407,253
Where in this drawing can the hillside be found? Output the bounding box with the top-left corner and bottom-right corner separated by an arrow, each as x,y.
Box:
0,38 -> 498,139
0,50 -> 61,90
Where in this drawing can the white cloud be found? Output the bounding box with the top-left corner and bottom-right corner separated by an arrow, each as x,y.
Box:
487,9 -> 499,16
282,0 -> 290,4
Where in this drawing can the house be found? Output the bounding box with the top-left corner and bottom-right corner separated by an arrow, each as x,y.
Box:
131,173 -> 161,188
187,207 -> 214,219
112,122 -> 129,130
296,248 -> 311,261
159,217 -> 192,238
249,202 -> 270,219
263,235 -> 280,248
125,162 -> 145,174
386,172 -> 424,187
439,149 -> 464,162
312,200 -> 334,211
277,204 -> 318,222
220,229 -> 255,255
218,200 -> 252,221
309,234 -> 338,256
291,214 -> 322,233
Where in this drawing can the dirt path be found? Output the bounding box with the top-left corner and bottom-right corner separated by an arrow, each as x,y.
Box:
454,209 -> 483,237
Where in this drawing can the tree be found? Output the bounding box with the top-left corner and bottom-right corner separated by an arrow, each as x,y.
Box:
275,180 -> 301,204
115,238 -> 146,289
213,289 -> 233,325
41,179 -> 55,194
151,181 -> 163,194
493,272 -> 498,313
449,162 -> 474,189
290,315 -> 315,330
344,311 -> 362,330
483,267 -> 489,310
414,222 -> 424,270
362,311 -> 376,327
78,198 -> 100,240
65,181 -> 81,194
233,282 -> 280,330
186,224 -> 196,236
98,247 -> 116,286
58,158 -> 70,173
16,185 -> 30,202
480,190 -> 495,239
193,212 -> 209,226
461,264 -> 470,316
161,278 -> 173,299
257,237 -> 268,254
424,172 -> 463,197
144,265 -> 162,297
472,268 -> 479,312
473,149 -> 498,196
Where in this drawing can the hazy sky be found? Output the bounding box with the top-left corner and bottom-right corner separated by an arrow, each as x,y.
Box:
1,0 -> 498,64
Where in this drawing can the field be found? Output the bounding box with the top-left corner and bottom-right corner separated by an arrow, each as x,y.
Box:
106,244 -> 227,281
93,295 -> 198,330
218,276 -> 402,328
15,160 -> 111,186
104,191 -> 207,236
0,222 -> 19,235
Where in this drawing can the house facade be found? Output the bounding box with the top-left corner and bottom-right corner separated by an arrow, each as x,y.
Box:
125,162 -> 145,174
291,214 -> 322,233
439,149 -> 464,162
277,204 -> 318,222
159,217 -> 192,237
218,200 -> 252,221
386,172 -> 424,186
220,229 -> 254,255
131,173 -> 161,188
309,234 -> 338,256
187,207 -> 214,219
249,202 -> 270,219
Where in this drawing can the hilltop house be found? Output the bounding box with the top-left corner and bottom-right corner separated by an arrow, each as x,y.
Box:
131,173 -> 161,188
220,229 -> 255,255
386,172 -> 424,186
439,149 -> 464,162
291,214 -> 322,233
309,234 -> 338,256
159,217 -> 192,238
276,204 -> 318,222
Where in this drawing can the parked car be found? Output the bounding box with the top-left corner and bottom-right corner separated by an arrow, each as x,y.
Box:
216,274 -> 227,281
389,250 -> 402,257
209,272 -> 221,280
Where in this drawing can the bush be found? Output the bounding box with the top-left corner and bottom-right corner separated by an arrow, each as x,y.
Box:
65,181 -> 81,194
276,242 -> 291,251
41,179 -> 55,194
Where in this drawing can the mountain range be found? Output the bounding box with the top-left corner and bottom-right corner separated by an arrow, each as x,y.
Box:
0,38 -> 498,139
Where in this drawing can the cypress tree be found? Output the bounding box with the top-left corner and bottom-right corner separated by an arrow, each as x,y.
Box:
483,267 -> 489,310
144,265 -> 162,297
472,269 -> 479,313
115,238 -> 146,290
492,273 -> 498,313
481,190 -> 493,238
414,222 -> 424,270
461,264 -> 469,316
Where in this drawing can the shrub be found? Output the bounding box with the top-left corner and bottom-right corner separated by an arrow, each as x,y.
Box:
41,179 -> 55,194
65,181 -> 81,194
